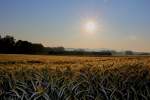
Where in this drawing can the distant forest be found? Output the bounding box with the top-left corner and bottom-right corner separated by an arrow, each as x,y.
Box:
0,35 -> 149,56
0,35 -> 114,56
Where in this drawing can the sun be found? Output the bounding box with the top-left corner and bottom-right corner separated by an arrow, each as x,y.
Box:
85,20 -> 97,34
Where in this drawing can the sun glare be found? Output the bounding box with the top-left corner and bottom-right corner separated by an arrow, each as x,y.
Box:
85,20 -> 97,34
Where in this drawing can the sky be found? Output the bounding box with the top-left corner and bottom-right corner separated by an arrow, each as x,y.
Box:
0,0 -> 150,52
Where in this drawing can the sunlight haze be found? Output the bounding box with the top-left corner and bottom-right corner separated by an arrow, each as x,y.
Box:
0,0 -> 150,52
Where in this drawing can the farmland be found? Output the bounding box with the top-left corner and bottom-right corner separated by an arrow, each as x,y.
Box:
0,54 -> 150,100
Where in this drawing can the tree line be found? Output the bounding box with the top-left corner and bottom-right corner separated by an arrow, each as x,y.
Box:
0,35 -> 112,56
0,35 -> 44,54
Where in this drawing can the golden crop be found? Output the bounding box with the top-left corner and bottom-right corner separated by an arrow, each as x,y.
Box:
0,54 -> 150,100
0,54 -> 150,68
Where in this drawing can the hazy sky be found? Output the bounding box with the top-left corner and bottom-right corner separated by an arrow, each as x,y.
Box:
0,0 -> 150,52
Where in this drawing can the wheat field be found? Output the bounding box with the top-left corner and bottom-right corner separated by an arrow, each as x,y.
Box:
0,54 -> 150,100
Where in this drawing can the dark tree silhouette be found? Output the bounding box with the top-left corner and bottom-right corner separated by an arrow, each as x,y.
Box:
0,35 -> 15,53
0,35 -> 113,56
15,40 -> 33,54
48,47 -> 65,55
0,35 -> 44,54
32,43 -> 44,54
